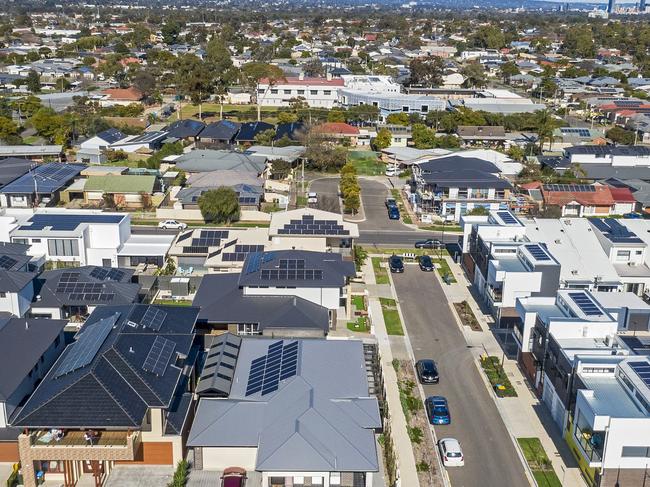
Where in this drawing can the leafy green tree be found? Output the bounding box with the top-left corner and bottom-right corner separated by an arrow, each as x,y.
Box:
0,116 -> 20,143
277,112 -> 298,124
161,20 -> 182,45
507,145 -> 525,162
327,109 -> 346,123
535,110 -> 560,151
412,123 -> 437,149
461,63 -> 486,88
499,62 -> 520,83
435,134 -> 460,148
270,158 -> 292,179
562,26 -> 595,58
408,55 -> 445,87
466,206 -> 489,216
347,104 -> 379,123
26,70 -> 41,93
606,126 -> 636,145
198,187 -> 240,224
240,62 -> 286,121
132,70 -> 156,97
175,54 -> 213,118
385,113 -> 409,126
305,135 -> 347,171
471,25 -> 505,49
254,129 -> 276,146
372,128 -> 392,150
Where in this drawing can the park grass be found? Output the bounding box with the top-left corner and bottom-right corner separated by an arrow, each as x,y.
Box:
371,257 -> 389,284
178,102 -> 279,122
380,297 -> 404,336
348,150 -> 385,176
517,438 -> 562,487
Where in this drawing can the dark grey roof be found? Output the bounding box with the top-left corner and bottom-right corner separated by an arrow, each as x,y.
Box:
0,269 -> 35,292
96,128 -> 126,144
0,158 -> 33,188
238,250 -> 356,288
235,121 -> 275,142
199,120 -> 241,141
174,150 -> 267,174
196,334 -> 242,396
187,337 -> 380,472
165,119 -> 206,139
418,156 -> 502,175
274,122 -> 306,141
0,242 -> 32,271
566,145 -> 650,157
193,274 -> 329,333
12,304 -> 199,428
32,266 -> 139,309
567,164 -> 650,181
0,317 -> 66,400
418,157 -> 512,190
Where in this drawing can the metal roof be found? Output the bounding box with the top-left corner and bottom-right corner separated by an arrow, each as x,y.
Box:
17,213 -> 125,232
0,163 -> 85,194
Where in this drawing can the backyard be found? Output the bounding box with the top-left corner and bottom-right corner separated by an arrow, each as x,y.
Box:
347,295 -> 370,333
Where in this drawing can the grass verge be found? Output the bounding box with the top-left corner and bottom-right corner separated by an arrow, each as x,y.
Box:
380,298 -> 404,336
390,189 -> 412,224
153,299 -> 192,306
517,438 -> 562,487
480,356 -> 517,397
371,257 -> 389,284
419,224 -> 462,233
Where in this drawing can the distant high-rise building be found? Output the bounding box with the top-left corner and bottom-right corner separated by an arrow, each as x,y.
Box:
641,0 -> 647,12
608,0 -> 616,14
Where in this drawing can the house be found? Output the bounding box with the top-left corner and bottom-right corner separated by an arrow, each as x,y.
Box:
176,183 -> 263,211
29,265 -> 141,321
274,121 -> 306,142
456,126 -> 508,147
544,146 -> 650,181
174,150 -> 267,175
0,262 -> 35,317
99,86 -> 144,106
108,132 -> 168,154
76,129 -> 128,164
244,145 -> 306,164
187,335 -> 381,487
83,175 -> 158,209
235,121 -> 275,145
0,163 -> 85,208
550,127 -> 607,150
338,89 -> 447,121
197,120 -> 241,147
12,304 -> 201,487
257,75 -> 344,108
0,146 -> 63,162
0,158 -> 35,190
411,156 -> 513,221
312,122 -> 360,145
165,119 -> 206,141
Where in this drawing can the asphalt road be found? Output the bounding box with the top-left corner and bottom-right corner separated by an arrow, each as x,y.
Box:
393,267 -> 529,487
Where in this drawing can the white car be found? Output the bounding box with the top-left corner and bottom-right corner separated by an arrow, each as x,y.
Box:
439,438 -> 464,467
158,220 -> 187,230
307,192 -> 318,204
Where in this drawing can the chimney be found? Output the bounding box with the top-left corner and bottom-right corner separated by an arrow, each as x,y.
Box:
326,71 -> 332,81
129,347 -> 135,353
298,72 -> 305,81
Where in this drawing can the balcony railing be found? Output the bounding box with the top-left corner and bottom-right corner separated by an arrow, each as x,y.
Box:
574,425 -> 603,463
31,430 -> 134,448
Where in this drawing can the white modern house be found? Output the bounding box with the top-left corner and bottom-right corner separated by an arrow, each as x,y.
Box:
257,75 -> 343,108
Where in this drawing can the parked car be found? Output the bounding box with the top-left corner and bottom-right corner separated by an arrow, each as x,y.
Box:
221,467 -> 247,487
419,255 -> 434,272
158,220 -> 187,230
385,197 -> 397,208
439,438 -> 464,467
307,192 -> 318,204
388,206 -> 400,220
623,212 -> 643,219
416,359 -> 439,384
389,255 -> 404,273
415,239 -> 442,249
426,396 -> 450,425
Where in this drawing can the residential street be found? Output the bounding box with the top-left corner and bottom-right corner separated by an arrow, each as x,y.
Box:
392,266 -> 529,487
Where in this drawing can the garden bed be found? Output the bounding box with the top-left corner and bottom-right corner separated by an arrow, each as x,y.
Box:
480,356 -> 517,397
453,301 -> 482,331
517,438 -> 562,487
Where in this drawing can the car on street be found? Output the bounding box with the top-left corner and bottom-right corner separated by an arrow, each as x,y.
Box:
426,396 -> 450,425
158,220 -> 187,230
623,212 -> 643,219
307,192 -> 318,204
416,359 -> 439,384
389,255 -> 404,273
415,239 -> 442,249
388,205 -> 400,220
419,255 -> 434,272
439,438 -> 464,467
385,197 -> 397,208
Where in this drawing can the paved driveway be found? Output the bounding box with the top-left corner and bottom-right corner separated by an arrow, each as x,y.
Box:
392,266 -> 529,487
104,465 -> 174,487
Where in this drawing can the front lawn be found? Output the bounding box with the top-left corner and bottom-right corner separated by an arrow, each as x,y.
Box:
352,295 -> 366,311
372,257 -> 389,284
153,299 -> 192,306
517,438 -> 562,487
380,298 -> 404,336
347,316 -> 370,333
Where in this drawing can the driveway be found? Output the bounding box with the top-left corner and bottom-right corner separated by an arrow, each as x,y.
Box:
309,177 -> 341,213
104,465 -> 174,487
392,266 -> 529,487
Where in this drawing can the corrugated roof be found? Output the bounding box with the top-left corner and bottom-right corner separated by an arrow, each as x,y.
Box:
84,175 -> 156,194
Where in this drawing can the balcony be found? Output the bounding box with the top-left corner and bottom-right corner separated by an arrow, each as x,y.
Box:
486,285 -> 503,303
21,430 -> 140,462
574,424 -> 604,464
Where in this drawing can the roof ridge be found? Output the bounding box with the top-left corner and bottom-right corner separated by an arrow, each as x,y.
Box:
91,360 -> 141,425
109,347 -> 166,405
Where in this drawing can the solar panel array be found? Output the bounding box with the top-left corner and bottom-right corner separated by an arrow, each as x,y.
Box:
245,340 -> 299,396
56,281 -> 103,294
629,361 -> 650,389
244,251 -> 276,274
222,244 -> 265,262
497,211 -> 518,225
0,255 -> 18,270
590,218 -> 643,244
140,306 -> 168,331
189,230 -> 229,248
277,215 -> 350,236
90,267 -> 125,282
279,259 -> 305,269
568,292 -> 603,316
142,336 -> 176,376
543,184 -> 596,192
560,128 -> 592,137
524,244 -> 551,262
239,197 -> 258,205
19,213 -> 124,232
54,313 -> 119,378
182,246 -> 209,254
261,268 -> 323,280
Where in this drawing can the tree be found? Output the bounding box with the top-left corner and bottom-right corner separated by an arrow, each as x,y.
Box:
408,56 -> 445,87
385,113 -> 409,126
412,123 -> 437,149
254,129 -> 276,146
132,70 -> 156,97
499,62 -> 520,83
466,206 -> 489,216
161,20 -> 182,45
270,158 -> 292,179
461,63 -> 486,88
327,109 -> 346,123
303,59 -> 325,77
305,134 -> 348,171
507,145 -> 525,162
535,110 -> 560,151
372,128 -> 392,150
175,54 -> 213,119
562,26 -> 595,58
26,70 -> 41,93
471,25 -> 505,49
198,187 -> 240,223
0,116 -> 20,143
606,126 -> 636,145
240,62 -> 286,121
206,37 -> 236,119
277,112 -> 298,124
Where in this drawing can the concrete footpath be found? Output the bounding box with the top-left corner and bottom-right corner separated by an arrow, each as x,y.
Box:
363,258 -> 420,487
440,256 -> 586,487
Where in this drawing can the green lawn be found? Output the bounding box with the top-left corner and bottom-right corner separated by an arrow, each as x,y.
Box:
347,316 -> 370,333
371,257 -> 389,285
153,299 -> 192,306
348,150 -> 385,176
380,298 -> 404,336
517,438 -> 562,487
352,295 -> 366,311
480,356 -> 517,397
419,224 -> 462,233
178,102 -> 279,122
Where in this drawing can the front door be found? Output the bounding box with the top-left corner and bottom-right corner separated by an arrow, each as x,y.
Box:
102,259 -> 112,267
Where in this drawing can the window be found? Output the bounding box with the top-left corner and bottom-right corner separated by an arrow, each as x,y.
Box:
12,238 -> 27,245
421,105 -> 429,113
622,446 -> 650,457
324,90 -> 331,95
237,323 -> 260,335
31,238 -> 41,243
297,89 -> 305,95
47,239 -> 79,257
283,89 -> 292,95
310,90 -> 318,95
372,101 -> 378,107
258,89 -> 264,94
402,106 -> 409,112
0,292 -> 5,298
270,89 -> 278,94
616,250 -> 631,261
637,250 -> 643,255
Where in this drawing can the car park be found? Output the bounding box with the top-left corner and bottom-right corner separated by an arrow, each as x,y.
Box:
415,239 -> 442,249
158,220 -> 187,230
439,438 -> 464,467
426,396 -> 450,425
416,359 -> 439,383
389,255 -> 404,273
419,255 -> 434,272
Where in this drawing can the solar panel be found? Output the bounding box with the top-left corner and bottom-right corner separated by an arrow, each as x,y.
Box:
140,306 -> 168,331
245,341 -> 300,397
245,252 -> 263,274
497,211 -> 518,224
524,244 -> 551,262
90,267 -> 109,280
59,272 -> 80,282
279,259 -> 306,269
182,246 -> 209,254
142,336 -> 176,376
279,215 -> 350,236
54,312 -> 119,378
56,282 -> 104,294
1,163 -> 85,195
107,269 -> 125,281
568,292 -> 603,316
629,361 -> 650,388
0,255 -> 17,270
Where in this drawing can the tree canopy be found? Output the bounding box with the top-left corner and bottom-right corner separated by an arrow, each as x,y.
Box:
198,187 -> 241,223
